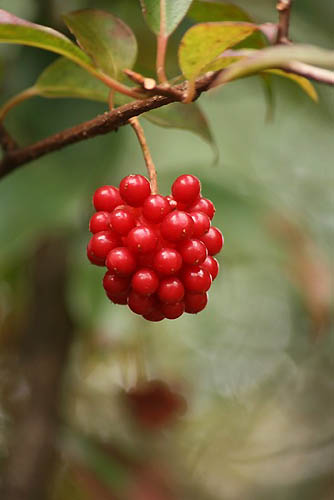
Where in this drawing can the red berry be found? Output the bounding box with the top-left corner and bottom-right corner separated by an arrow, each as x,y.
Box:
166,195 -> 178,210
131,268 -> 159,296
103,271 -> 130,295
181,266 -> 212,293
161,301 -> 185,319
142,194 -> 171,223
137,252 -> 155,268
184,292 -> 208,313
89,211 -> 111,234
93,185 -> 122,212
86,239 -> 105,266
88,230 -> 121,260
190,211 -> 211,238
153,248 -> 182,276
158,277 -> 184,304
172,174 -> 201,205
200,227 -> 223,255
178,238 -> 208,266
160,211 -> 194,242
202,256 -> 219,280
106,290 -> 128,305
110,207 -> 136,236
119,174 -> 151,207
143,309 -> 165,322
127,226 -> 158,254
128,291 -> 155,315
106,247 -> 136,276
188,197 -> 215,220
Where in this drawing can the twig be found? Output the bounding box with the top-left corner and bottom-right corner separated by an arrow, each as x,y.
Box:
128,117 -> 158,194
124,69 -> 184,100
0,72 -> 217,180
124,69 -> 156,91
276,0 -> 293,44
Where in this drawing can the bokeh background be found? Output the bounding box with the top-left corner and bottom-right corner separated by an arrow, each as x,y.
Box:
0,1 -> 333,499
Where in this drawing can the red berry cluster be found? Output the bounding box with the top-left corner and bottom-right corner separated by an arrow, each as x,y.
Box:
87,174 -> 223,321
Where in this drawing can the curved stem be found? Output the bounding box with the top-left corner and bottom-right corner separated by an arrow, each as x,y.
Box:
0,87 -> 38,122
128,117 -> 158,194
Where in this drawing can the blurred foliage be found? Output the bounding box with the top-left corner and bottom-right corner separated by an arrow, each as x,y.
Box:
0,1 -> 333,499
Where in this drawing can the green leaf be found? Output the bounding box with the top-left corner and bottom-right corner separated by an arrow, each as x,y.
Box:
179,22 -> 259,80
188,0 -> 253,23
140,0 -> 193,36
62,9 -> 137,80
265,69 -> 318,102
34,57 -> 110,101
215,44 -> 334,84
187,0 -> 267,50
0,9 -> 91,67
144,102 -> 218,163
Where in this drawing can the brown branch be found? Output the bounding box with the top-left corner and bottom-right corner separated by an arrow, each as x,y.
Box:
129,117 -> 158,194
276,0 -> 293,44
0,74 -> 216,180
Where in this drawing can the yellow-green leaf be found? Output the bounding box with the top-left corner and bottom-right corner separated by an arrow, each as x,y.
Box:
215,44 -> 334,84
179,22 -> 259,80
265,69 -> 318,102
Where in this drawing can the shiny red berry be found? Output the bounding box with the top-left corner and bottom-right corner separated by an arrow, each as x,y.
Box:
106,290 -> 129,305
161,301 -> 185,319
190,211 -> 211,238
153,248 -> 182,276
131,268 -> 159,296
160,211 -> 194,242
142,194 -> 171,223
89,211 -> 111,234
110,207 -> 136,236
93,185 -> 122,212
188,197 -> 215,220
86,239 -> 105,266
202,256 -> 219,280
172,174 -> 201,205
119,174 -> 151,207
184,292 -> 208,313
158,277 -> 185,304
88,231 -> 121,260
128,291 -> 155,315
143,309 -> 165,322
103,271 -> 130,295
166,195 -> 178,210
178,238 -> 208,266
200,227 -> 223,255
127,226 -> 158,254
181,266 -> 212,293
106,247 -> 136,276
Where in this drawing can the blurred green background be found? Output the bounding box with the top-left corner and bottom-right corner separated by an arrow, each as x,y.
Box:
0,1 -> 333,499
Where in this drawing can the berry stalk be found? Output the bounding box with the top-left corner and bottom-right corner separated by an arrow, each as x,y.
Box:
128,117 -> 159,195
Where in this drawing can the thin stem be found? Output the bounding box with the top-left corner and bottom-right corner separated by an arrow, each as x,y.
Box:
128,117 -> 158,194
276,0 -> 293,44
82,63 -> 144,100
156,0 -> 168,83
108,89 -> 115,111
0,87 -> 38,122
